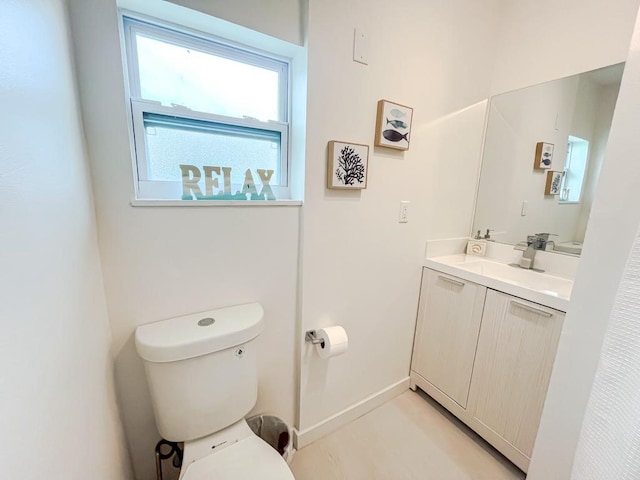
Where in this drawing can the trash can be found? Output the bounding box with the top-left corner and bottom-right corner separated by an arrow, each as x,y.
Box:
247,415 -> 292,462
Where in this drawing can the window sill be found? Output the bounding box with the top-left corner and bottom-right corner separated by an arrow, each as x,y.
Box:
130,199 -> 303,207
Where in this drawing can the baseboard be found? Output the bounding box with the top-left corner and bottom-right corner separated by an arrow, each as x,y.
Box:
292,377 -> 410,449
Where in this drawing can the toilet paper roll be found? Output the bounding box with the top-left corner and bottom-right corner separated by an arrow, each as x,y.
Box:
316,326 -> 349,359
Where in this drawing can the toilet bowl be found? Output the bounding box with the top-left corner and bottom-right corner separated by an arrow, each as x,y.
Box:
181,419 -> 293,480
135,302 -> 294,480
554,241 -> 583,255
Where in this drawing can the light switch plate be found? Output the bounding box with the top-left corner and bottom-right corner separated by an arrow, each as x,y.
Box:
399,201 -> 410,223
353,28 -> 369,65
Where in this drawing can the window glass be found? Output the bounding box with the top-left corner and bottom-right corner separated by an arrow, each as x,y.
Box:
560,136 -> 589,203
122,17 -> 290,200
143,113 -> 281,185
135,34 -> 282,121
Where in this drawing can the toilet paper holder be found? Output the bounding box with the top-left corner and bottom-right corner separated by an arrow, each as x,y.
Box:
305,330 -> 325,347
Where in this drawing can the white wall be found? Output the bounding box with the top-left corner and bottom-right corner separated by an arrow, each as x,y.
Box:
166,0 -> 304,45
61,0 -> 640,478
67,1 -> 300,479
528,7 -> 640,479
0,1 -> 133,479
70,0 -> 499,474
491,0 -> 640,95
575,84 -> 619,240
298,0 -> 501,432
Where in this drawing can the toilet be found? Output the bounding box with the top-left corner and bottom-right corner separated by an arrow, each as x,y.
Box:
554,241 -> 583,255
135,302 -> 295,480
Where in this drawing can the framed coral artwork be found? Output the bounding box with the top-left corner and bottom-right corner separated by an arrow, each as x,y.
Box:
374,99 -> 413,150
327,141 -> 369,190
545,170 -> 564,195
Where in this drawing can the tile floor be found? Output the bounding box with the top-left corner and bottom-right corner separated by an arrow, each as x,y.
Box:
290,389 -> 526,480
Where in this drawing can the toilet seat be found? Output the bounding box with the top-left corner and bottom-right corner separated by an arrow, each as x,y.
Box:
181,434 -> 294,480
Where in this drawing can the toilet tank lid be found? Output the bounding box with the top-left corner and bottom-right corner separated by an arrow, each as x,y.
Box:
135,303 -> 264,363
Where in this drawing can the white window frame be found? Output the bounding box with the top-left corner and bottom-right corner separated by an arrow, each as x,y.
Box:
560,136 -> 589,204
121,15 -> 291,201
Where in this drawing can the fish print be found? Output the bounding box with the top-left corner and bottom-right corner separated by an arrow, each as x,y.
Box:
389,108 -> 406,118
383,129 -> 408,143
386,117 -> 408,129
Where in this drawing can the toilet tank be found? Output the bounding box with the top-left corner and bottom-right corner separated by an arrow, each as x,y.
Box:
135,303 -> 264,442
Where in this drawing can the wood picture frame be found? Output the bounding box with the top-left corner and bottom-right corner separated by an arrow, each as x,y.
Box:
374,100 -> 413,151
327,141 -> 369,190
534,142 -> 554,169
545,170 -> 564,195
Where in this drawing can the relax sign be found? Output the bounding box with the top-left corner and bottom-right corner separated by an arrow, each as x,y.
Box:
179,164 -> 276,200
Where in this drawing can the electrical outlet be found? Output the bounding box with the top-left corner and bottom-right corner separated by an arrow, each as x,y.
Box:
399,201 -> 410,223
521,200 -> 528,216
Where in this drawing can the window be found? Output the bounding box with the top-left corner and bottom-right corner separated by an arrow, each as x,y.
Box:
560,136 -> 589,203
122,17 -> 290,201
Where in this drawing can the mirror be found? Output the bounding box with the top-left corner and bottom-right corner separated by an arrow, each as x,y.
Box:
472,63 -> 624,256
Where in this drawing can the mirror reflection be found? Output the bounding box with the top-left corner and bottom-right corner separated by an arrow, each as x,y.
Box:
472,63 -> 624,256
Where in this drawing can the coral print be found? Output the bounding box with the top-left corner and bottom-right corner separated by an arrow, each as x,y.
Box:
335,145 -> 365,185
327,141 -> 369,190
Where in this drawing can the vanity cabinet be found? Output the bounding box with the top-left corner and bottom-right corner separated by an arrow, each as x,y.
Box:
467,290 -> 564,458
410,268 -> 565,472
412,269 -> 486,408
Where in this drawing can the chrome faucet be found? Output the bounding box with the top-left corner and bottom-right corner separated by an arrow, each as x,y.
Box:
513,233 -> 554,270
519,243 -> 537,269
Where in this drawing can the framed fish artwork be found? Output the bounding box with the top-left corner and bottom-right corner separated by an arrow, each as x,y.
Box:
374,99 -> 413,151
327,140 -> 369,190
534,142 -> 554,169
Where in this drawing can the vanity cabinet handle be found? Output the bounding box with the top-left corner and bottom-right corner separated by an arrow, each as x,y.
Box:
438,275 -> 465,287
510,300 -> 553,317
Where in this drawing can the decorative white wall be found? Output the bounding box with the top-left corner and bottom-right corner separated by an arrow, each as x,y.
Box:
69,0 -> 499,475
297,0 -> 500,435
0,0 -> 133,478
575,84 -> 619,241
67,1 -> 301,479
60,0 -> 640,478
491,0 -> 640,95
529,6 -> 640,479
298,0 -> 640,447
166,0 -> 304,45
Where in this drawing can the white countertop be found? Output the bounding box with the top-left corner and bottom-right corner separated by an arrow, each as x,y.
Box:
424,254 -> 572,312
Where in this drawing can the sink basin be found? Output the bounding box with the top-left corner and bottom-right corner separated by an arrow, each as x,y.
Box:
455,260 -> 573,300
423,254 -> 573,311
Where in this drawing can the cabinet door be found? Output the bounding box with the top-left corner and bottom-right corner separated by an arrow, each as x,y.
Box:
467,290 -> 564,457
412,268 -> 486,408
